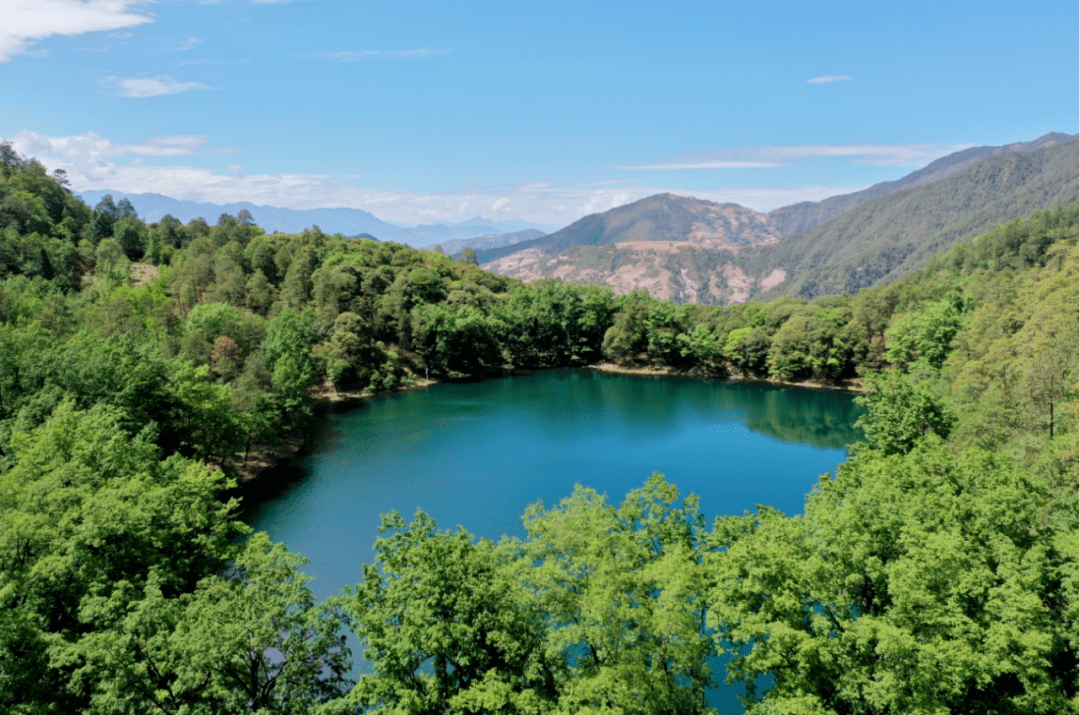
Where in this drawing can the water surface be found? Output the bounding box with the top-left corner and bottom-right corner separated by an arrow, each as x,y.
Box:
243,369 -> 864,709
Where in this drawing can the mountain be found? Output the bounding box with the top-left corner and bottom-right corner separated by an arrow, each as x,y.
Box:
745,134 -> 1079,299
475,193 -> 783,303
430,229 -> 546,257
478,133 -> 1078,305
398,219 -> 555,247
73,190 -> 555,246
477,193 -> 780,263
767,132 -> 1074,236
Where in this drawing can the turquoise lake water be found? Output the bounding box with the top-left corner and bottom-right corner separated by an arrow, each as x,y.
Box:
243,368 -> 864,711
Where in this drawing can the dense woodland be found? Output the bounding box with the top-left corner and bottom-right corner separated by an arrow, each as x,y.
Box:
0,143 -> 1076,714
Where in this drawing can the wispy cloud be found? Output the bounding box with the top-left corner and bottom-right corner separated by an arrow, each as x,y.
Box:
572,179 -> 639,187
615,142 -> 976,170
771,143 -> 976,166
174,36 -> 205,52
105,75 -> 213,98
180,57 -> 250,66
807,75 -> 853,84
0,0 -> 151,62
317,49 -> 450,62
612,160 -> 786,170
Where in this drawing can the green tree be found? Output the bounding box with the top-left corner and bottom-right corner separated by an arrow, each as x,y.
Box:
722,327 -> 769,372
92,195 -> 119,242
282,244 -> 319,308
708,443 -> 1078,714
0,400 -> 243,713
178,533 -> 352,713
245,269 -> 276,315
601,291 -> 651,363
412,304 -> 504,374
211,240 -> 248,306
855,372 -> 955,455
521,475 -> 716,714
264,307 -> 318,418
74,534 -> 351,714
766,313 -> 846,381
167,359 -> 248,462
678,322 -> 722,369
94,237 -> 129,280
884,291 -> 973,370
346,511 -> 555,714
114,216 -> 148,260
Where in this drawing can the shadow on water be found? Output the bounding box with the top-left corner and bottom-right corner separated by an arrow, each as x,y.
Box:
236,397 -> 367,520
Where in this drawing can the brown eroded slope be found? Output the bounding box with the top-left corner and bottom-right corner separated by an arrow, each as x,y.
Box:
483,240 -> 783,305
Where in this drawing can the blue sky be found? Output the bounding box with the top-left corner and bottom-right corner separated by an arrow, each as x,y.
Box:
1,0 -> 1076,226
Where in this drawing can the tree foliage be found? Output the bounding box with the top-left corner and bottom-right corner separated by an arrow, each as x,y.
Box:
0,139 -> 1074,714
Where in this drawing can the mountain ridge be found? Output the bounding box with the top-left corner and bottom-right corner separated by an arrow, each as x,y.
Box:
767,132 -> 1074,236
750,135 -> 1080,299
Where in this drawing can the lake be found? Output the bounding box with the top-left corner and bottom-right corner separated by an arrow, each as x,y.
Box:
242,368 -> 864,710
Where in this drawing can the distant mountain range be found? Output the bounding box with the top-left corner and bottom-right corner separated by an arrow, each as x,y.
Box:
478,132 -> 1079,304
437,230 -> 547,257
73,190 -> 555,248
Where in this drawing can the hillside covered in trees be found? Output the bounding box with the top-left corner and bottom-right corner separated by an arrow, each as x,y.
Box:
0,142 -> 1076,713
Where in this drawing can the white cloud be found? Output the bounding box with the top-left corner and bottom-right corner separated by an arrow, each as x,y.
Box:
175,36 -> 204,51
807,75 -> 853,84
573,179 -> 638,187
317,49 -> 449,61
5,130 -> 876,225
613,160 -> 787,170
6,131 -> 220,165
0,0 -> 152,62
105,74 -> 212,97
770,143 -> 977,166
617,142 -> 976,170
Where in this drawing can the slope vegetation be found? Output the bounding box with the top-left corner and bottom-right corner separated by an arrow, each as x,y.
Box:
767,131 -> 1073,235
749,135 -> 1079,299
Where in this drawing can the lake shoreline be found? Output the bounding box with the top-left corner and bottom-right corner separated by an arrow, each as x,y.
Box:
227,379 -> 438,484
587,363 -> 866,394
232,365 -> 863,487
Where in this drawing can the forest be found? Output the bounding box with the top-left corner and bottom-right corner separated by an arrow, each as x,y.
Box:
0,142 -> 1076,713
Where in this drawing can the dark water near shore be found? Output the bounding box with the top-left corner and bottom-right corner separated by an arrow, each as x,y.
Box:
243,369 -> 864,711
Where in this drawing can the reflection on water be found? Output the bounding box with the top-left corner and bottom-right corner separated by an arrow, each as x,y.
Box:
738,384 -> 864,448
